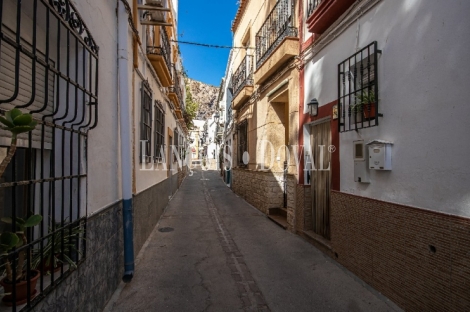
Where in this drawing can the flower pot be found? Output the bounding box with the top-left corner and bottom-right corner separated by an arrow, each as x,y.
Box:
0,270 -> 40,306
38,254 -> 62,274
363,102 -> 376,120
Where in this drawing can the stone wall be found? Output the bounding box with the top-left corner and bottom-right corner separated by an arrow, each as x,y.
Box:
33,203 -> 123,312
232,169 -> 298,232
331,191 -> 470,311
232,168 -> 285,214
286,176 -> 296,232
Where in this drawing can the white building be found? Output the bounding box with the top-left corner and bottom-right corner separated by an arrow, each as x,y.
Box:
0,0 -> 188,309
299,0 -> 470,310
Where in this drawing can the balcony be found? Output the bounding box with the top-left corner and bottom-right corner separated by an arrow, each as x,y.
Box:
306,0 -> 355,34
146,26 -> 172,87
254,0 -> 298,85
169,65 -> 184,119
307,0 -> 322,17
232,55 -> 254,110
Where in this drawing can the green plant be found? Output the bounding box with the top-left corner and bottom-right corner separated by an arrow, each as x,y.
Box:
0,215 -> 42,282
0,108 -> 40,283
0,108 -> 37,178
184,80 -> 199,130
350,90 -> 376,113
31,223 -> 83,273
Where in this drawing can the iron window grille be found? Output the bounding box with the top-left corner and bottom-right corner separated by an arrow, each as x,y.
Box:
179,132 -> 185,161
307,0 -> 322,18
232,55 -> 254,97
237,120 -> 248,166
255,0 -> 298,69
173,128 -> 179,163
226,103 -> 232,125
338,41 -> 381,132
153,100 -> 165,163
0,0 -> 98,309
141,81 -> 152,163
146,26 -> 172,80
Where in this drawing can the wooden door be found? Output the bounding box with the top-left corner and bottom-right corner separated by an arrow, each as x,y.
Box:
310,121 -> 331,239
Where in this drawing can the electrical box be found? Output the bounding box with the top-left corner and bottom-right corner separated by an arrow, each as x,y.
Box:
367,140 -> 393,170
353,140 -> 370,183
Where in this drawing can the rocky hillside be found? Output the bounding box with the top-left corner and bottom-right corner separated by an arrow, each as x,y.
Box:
186,78 -> 219,120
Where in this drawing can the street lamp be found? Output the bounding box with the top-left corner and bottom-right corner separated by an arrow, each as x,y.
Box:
308,98 -> 319,117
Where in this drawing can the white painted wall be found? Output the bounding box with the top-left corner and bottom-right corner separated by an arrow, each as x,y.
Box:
74,0 -> 121,213
304,0 -> 470,216
77,0 -> 184,205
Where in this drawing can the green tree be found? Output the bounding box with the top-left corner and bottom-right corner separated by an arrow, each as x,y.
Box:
184,79 -> 199,130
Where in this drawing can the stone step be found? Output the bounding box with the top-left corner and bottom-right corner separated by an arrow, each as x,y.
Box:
268,207 -> 287,218
267,214 -> 288,230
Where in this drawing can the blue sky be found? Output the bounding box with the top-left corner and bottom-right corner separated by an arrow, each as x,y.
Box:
178,0 -> 238,86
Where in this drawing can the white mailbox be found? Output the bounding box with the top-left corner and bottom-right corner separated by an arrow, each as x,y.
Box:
353,140 -> 370,183
367,140 -> 393,170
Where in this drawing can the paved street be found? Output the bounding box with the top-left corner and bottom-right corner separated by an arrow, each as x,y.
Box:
106,169 -> 401,312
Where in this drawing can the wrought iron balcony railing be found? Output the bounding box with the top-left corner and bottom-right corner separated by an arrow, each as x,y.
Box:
232,55 -> 254,97
255,0 -> 298,68
307,0 -> 322,17
170,65 -> 183,107
146,26 -> 172,79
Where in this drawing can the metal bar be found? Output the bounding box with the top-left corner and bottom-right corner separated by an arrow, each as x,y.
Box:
137,5 -> 171,11
41,0 -> 99,56
140,21 -> 173,26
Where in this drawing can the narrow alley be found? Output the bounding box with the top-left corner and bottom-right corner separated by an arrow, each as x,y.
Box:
107,170 -> 400,312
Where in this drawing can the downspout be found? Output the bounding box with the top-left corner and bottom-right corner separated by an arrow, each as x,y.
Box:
117,0 -> 135,283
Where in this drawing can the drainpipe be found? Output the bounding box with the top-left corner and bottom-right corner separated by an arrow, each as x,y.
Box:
117,0 -> 135,283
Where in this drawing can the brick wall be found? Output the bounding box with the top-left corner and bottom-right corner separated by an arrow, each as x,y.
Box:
331,191 -> 470,311
294,184 -> 312,232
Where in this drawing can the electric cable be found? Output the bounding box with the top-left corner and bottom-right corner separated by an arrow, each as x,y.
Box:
171,39 -> 254,50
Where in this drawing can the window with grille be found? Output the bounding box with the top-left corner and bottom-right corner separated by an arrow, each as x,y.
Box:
173,128 -> 179,163
0,0 -> 98,308
141,81 -> 152,163
154,100 -> 165,162
179,132 -> 185,161
338,41 -> 381,132
237,120 -> 248,166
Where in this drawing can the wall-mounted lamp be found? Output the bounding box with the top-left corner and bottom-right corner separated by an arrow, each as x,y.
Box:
308,98 -> 319,117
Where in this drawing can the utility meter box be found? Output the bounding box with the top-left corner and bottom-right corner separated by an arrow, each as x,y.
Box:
353,140 -> 370,183
367,140 -> 393,170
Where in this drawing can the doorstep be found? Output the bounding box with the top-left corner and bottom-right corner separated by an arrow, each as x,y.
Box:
302,230 -> 332,251
267,207 -> 288,229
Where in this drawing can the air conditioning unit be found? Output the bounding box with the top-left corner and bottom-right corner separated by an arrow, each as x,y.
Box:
143,0 -> 166,23
146,0 -> 163,6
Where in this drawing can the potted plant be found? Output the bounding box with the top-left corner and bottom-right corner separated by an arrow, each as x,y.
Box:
0,215 -> 42,306
350,90 -> 377,120
31,222 -> 83,274
0,108 -> 40,305
0,108 -> 37,177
